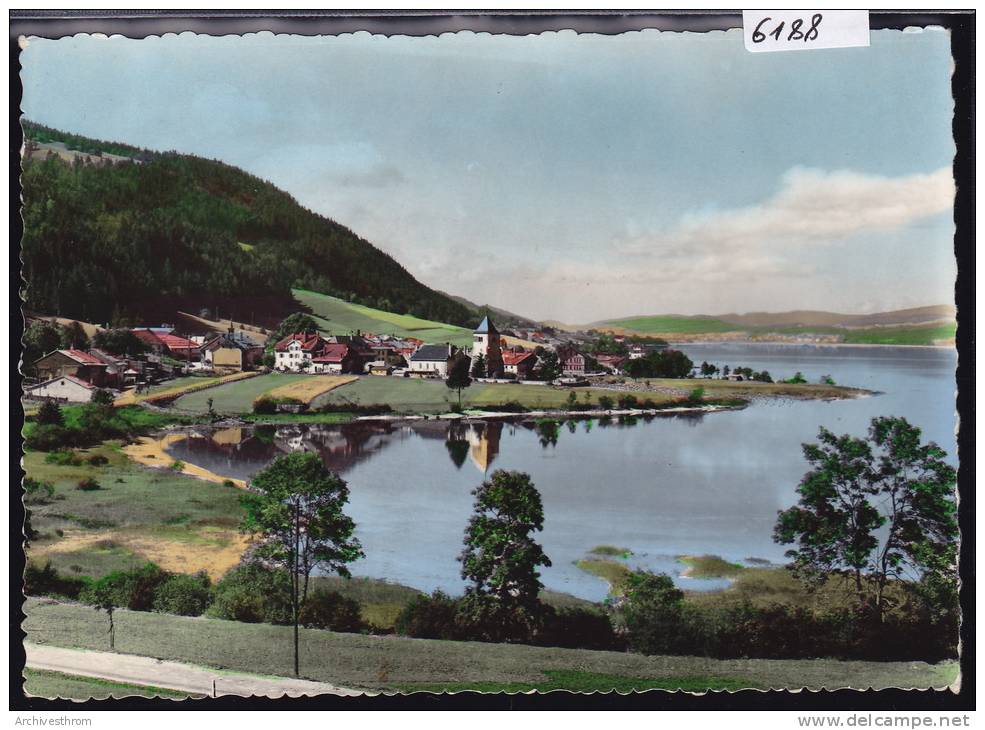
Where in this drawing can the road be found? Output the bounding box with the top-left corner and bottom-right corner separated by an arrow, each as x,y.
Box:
25,642 -> 364,698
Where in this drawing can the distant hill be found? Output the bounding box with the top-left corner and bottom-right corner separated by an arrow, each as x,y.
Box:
439,291 -> 541,331
19,120 -> 476,329
712,305 -> 956,329
588,306 -> 957,347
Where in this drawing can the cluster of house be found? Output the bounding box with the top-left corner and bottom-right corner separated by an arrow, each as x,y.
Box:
23,324 -> 267,403
23,312 -> 672,404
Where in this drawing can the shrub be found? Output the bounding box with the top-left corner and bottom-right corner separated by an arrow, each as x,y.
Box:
597,395 -> 614,410
153,572 -> 212,616
616,394 -> 639,410
394,590 -> 463,640
316,403 -> 393,415
538,606 -> 621,651
79,563 -> 170,611
613,570 -> 688,655
298,589 -> 366,633
252,397 -> 277,415
687,387 -> 705,404
75,477 -> 101,491
24,561 -> 88,599
87,454 -> 109,466
207,563 -> 293,625
170,459 -> 186,472
36,400 -> 64,426
27,426 -> 77,452
23,477 -> 55,505
45,449 -> 81,466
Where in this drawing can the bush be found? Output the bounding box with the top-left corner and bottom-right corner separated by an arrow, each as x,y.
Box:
24,561 -> 88,599
616,394 -> 639,410
170,459 -> 185,472
252,397 -> 277,415
23,477 -> 55,504
394,590 -> 463,640
597,395 -> 614,410
687,387 -> 705,404
79,563 -> 170,611
75,477 -> 101,491
316,402 -> 393,415
27,425 -> 77,452
36,400 -> 64,426
152,572 -> 212,616
87,454 -> 109,466
207,563 -> 293,625
298,589 -> 365,633
44,449 -> 81,466
538,606 -> 621,651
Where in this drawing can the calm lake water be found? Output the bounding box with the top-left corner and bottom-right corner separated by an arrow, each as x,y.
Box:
167,343 -> 958,601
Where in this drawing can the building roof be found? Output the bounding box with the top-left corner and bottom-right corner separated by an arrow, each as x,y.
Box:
27,374 -> 97,391
311,344 -> 351,363
274,333 -> 325,353
502,350 -> 536,366
410,344 -> 454,362
156,333 -> 199,351
474,316 -> 498,335
58,349 -> 108,366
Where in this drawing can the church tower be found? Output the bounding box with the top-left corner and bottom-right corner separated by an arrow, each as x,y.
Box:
472,316 -> 503,377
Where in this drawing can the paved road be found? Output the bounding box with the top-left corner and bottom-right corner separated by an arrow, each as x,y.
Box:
25,642 -> 364,698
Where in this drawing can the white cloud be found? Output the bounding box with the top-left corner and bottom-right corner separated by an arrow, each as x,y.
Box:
619,165 -> 954,257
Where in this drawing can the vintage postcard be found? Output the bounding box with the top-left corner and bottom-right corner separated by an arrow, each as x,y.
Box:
15,13 -> 967,706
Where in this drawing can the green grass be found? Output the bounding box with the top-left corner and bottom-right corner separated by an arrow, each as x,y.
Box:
318,377 -> 673,414
601,315 -> 740,335
599,316 -> 956,346
678,555 -> 745,579
24,405 -> 197,440
23,444 -> 245,577
310,576 -> 423,630
172,372 -> 309,414
23,668 -> 201,700
590,545 -> 633,558
23,598 -> 958,691
241,411 -> 357,424
576,559 -> 632,595
393,669 -> 758,693
841,323 -> 957,346
294,288 -> 474,348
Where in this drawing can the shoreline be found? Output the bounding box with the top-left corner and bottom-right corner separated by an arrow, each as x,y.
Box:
668,339 -> 955,350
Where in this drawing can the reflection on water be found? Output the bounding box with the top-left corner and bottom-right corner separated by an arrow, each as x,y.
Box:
166,344 -> 958,602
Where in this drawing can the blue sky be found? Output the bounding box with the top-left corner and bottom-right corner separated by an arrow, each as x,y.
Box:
20,28 -> 955,322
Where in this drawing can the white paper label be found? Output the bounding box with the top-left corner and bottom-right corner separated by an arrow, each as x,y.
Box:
743,10 -> 870,53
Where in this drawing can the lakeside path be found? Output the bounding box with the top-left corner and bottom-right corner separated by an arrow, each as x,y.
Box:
25,642 -> 364,699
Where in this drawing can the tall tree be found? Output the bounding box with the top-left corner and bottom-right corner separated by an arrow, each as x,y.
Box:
63,320 -> 90,350
458,470 -> 552,642
446,355 -> 472,408
268,313 -> 320,348
240,453 -> 363,676
774,416 -> 957,621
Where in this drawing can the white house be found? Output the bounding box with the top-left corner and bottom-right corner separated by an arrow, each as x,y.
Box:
25,374 -> 98,403
273,333 -> 327,372
408,344 -> 457,378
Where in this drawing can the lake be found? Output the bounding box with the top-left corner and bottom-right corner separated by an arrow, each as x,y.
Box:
166,343 -> 959,601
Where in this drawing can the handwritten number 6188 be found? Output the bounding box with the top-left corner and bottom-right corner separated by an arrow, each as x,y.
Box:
752,14 -> 823,44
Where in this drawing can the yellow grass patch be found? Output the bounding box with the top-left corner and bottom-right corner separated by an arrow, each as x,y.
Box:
122,435 -> 247,489
31,529 -> 250,580
262,375 -> 358,405
115,371 -> 259,406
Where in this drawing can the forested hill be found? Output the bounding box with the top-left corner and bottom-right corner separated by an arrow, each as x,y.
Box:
19,121 -> 476,328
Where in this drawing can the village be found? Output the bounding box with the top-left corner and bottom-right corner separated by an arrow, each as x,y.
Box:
22,311 -> 680,406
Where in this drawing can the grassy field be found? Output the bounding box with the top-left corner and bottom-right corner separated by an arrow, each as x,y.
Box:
840,323 -> 957,346
24,444 -> 247,579
172,373 -> 309,414
576,559 -> 632,595
317,378 -> 675,414
601,316 -> 740,335
678,555 -> 744,579
23,668 -> 200,700
23,598 -> 958,692
263,375 -> 357,404
392,670 -> 758,693
115,372 -> 259,406
294,289 -> 475,348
